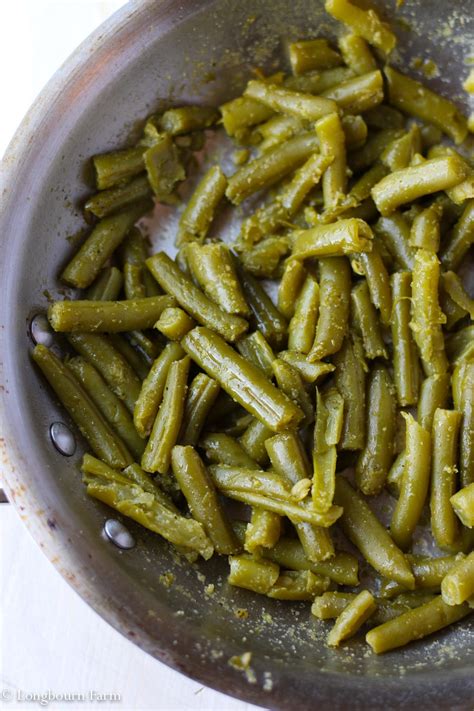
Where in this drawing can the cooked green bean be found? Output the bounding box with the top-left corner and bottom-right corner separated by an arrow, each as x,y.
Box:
441,552 -> 474,605
441,271 -> 474,319
278,259 -> 307,320
327,590 -> 377,647
236,331 -> 275,380
440,199 -> 474,271
228,554 -> 280,594
322,70 -> 384,114
236,265 -> 287,349
108,334 -> 150,380
133,342 -> 184,438
226,132 -> 319,204
155,306 -> 195,341
272,358 -> 314,426
176,165 -> 227,245
239,418 -> 273,467
158,106 -> 219,135
280,152 -> 333,214
268,570 -> 330,600
380,125 -> 421,173
349,128 -> 404,174
288,275 -> 319,354
279,351 -> 335,383
417,374 -> 450,432
384,66 -> 468,145
353,245 -> 392,326
307,257 -> 351,361
220,96 -> 273,138
123,263 -> 146,299
440,289 -> 466,331
350,164 -> 388,204
293,219 -> 373,259
144,133 -> 185,198
62,201 -> 152,289
312,447 -> 337,513
287,66 -> 355,94
86,266 -> 123,301
364,105 -> 404,130
366,596 -> 470,654
264,537 -> 359,586
409,202 -> 442,252
451,484 -> 474,528
380,554 -> 466,598
325,0 -> 396,54
199,432 -> 260,469
240,236 -> 291,279
180,373 -> 220,446
335,477 -> 415,589
410,249 -> 448,377
339,34 -> 376,75
244,80 -> 337,122
430,409 -> 462,549
341,114 -> 368,150
68,333 -> 142,413
374,213 -> 414,270
245,508 -> 282,555
171,445 -> 238,554
67,356 -> 144,460
386,452 -> 406,498
391,413 -> 431,551
391,271 -> 420,406
356,365 -> 396,495
446,326 -> 474,366
288,38 -> 343,75
334,335 -> 367,450
32,345 -> 132,468
49,295 -> 174,333
93,146 -> 146,190
85,174 -> 151,219
351,280 -> 387,360
146,252 -> 248,342
182,327 -> 303,432
456,362 -> 474,487
317,112 -> 347,210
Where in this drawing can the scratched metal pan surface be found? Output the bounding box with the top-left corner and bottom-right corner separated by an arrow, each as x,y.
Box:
0,1 -> 473,708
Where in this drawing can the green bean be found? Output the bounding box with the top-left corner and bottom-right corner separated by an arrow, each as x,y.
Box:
374,213 -> 414,270
146,252 -> 248,342
451,483 -> 474,528
264,537 -> 359,585
236,264 -> 287,349
312,592 -> 358,619
85,174 -> 151,219
279,351 -> 335,383
380,125 -> 421,173
457,363 -> 474,487
341,114 -> 368,150
307,257 -> 351,361
236,331 -> 275,379
288,38 -> 343,75
245,508 -> 282,555
314,591 -> 413,625
366,596 -> 470,654
446,326 -> 474,366
272,358 -> 314,426
108,334 -> 149,380
390,413 -> 431,551
351,280 -> 387,360
199,432 -> 260,469
427,145 -> 474,205
349,128 -> 404,173
171,445 -> 238,554
86,267 -> 123,301
257,114 -> 303,150
155,307 -> 195,341
356,365 -> 396,495
391,271 -> 420,406
236,202 -> 286,251
417,374 -> 450,432
82,454 -> 213,559
239,418 -> 273,467
372,156 -> 470,217
123,263 -> 146,299
312,447 -> 337,513
180,373 -> 220,447
350,164 -> 388,204
325,0 -> 396,54
158,106 -> 219,135
316,112 -> 347,210
288,275 -> 319,354
430,409 -> 462,549
49,295 -> 175,334
176,166 -> 227,245
61,201 -> 152,289
268,570 -> 330,600
210,465 -> 342,526
141,356 -> 190,474
352,245 -> 392,326
322,70 -> 384,114
244,80 -> 338,122
441,552 -> 474,605
228,555 -> 280,594
220,96 -> 273,138
410,249 -> 448,377
286,66 -> 355,94
327,590 -> 377,647
265,433 -> 311,487
93,146 -> 146,190
240,236 -> 291,279
67,356 -> 144,460
380,554 -> 466,597
278,259 -> 307,320
364,105 -> 405,130
384,66 -> 468,145
441,271 -> 474,319
143,133 -> 185,198
334,335 -> 367,450
339,34 -> 376,75
68,333 -> 142,413
32,345 -> 132,468
182,327 -> 303,432
386,451 -> 406,498
335,477 -> 415,589
440,289 -> 466,331
226,132 -> 319,204
440,199 -> 474,271
409,202 -> 442,252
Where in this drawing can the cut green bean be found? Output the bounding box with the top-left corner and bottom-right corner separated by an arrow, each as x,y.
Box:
430,409 -> 462,549
440,199 -> 474,271
268,570 -> 330,600
245,80 -> 337,122
239,418 -> 273,467
417,374 -> 450,432
308,257 -> 351,361
155,307 -> 195,341
93,146 -> 146,190
409,202 -> 442,252
108,334 -> 150,380
374,213 -> 414,270
391,271 -> 420,406
327,590 -> 377,647
457,363 -> 474,487
317,112 -> 347,210
288,38 -> 343,75
334,335 -> 367,450
325,0 -> 396,54
86,266 -> 123,302
339,34 -> 376,75
278,259 -> 307,320
236,264 -> 287,349
351,280 -> 387,360
158,106 -> 219,135
272,358 -> 314,426
240,236 -> 291,279
200,432 -> 260,469
176,165 -> 227,245
228,555 -> 280,594
144,133 -> 185,198
180,373 -> 220,446
380,125 -> 421,173
380,554 -> 466,598
441,552 -> 474,605
288,275 -> 320,354
323,70 -> 384,114
279,351 -> 335,383
245,508 -> 282,555
353,245 -> 392,326
85,174 -> 151,219
236,331 -> 275,380
263,537 -> 358,585
441,271 -> 474,319
350,128 -> 404,174
293,218 -> 373,260
451,484 -> 474,528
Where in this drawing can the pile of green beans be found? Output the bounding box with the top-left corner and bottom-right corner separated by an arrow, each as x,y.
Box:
32,0 -> 473,656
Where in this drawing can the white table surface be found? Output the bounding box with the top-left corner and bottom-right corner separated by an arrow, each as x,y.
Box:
0,3 -> 260,709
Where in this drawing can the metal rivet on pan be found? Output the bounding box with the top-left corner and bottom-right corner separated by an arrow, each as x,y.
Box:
49,422 -> 76,457
30,313 -> 54,346
104,519 -> 136,550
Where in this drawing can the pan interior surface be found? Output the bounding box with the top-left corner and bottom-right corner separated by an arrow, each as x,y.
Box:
0,0 -> 473,708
